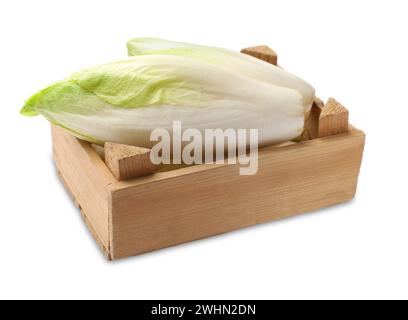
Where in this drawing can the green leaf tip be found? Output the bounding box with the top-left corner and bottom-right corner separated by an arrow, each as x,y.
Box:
20,91 -> 41,116
20,103 -> 39,116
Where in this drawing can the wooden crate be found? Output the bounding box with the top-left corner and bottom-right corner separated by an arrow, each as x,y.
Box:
52,46 -> 365,260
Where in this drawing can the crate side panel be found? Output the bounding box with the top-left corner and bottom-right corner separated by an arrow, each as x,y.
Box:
111,130 -> 365,259
52,126 -> 115,250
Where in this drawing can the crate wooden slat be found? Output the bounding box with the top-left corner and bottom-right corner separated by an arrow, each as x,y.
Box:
52,127 -> 116,258
51,45 -> 366,260
111,130 -> 364,259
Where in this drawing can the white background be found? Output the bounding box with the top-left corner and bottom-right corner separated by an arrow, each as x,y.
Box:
1,0 -> 407,300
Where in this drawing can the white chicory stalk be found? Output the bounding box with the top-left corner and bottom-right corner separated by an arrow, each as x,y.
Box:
127,38 -> 315,113
21,55 -> 305,148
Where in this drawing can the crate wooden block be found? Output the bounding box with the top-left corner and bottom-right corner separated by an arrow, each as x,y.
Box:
318,98 -> 349,137
304,98 -> 324,139
105,142 -> 154,181
51,45 -> 365,260
305,98 -> 350,139
241,45 -> 278,65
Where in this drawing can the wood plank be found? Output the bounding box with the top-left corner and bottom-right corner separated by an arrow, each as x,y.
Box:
241,45 -> 278,65
109,129 -> 365,259
57,169 -> 112,260
52,126 -> 116,251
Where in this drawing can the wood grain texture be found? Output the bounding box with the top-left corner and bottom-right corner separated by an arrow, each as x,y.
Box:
241,46 -> 278,65
57,169 -> 112,260
105,142 -> 154,181
318,98 -> 349,138
52,126 -> 116,252
109,129 -> 365,259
